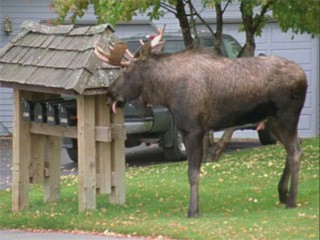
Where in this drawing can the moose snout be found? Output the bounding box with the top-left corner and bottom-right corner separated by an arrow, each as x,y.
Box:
106,95 -> 113,106
106,93 -> 126,114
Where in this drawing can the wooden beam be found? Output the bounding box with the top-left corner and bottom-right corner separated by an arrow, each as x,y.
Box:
30,123 -> 124,142
30,123 -> 77,138
109,108 -> 126,205
0,82 -> 77,96
30,93 -> 59,184
95,95 -> 112,194
0,82 -> 108,96
43,136 -> 61,203
95,126 -> 111,142
111,124 -> 126,140
12,89 -> 31,211
77,95 -> 96,211
30,134 -> 46,184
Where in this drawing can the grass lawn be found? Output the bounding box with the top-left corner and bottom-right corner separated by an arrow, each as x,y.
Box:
0,137 -> 319,239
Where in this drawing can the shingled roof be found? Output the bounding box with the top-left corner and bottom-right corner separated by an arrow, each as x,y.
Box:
0,21 -> 122,94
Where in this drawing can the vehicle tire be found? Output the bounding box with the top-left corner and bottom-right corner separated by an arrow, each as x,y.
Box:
258,129 -> 277,145
163,129 -> 187,161
66,139 -> 78,163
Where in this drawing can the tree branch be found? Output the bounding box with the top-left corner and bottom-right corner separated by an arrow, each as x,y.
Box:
187,0 -> 200,44
214,3 -> 223,55
175,0 -> 193,49
252,0 -> 275,33
188,2 -> 215,36
222,0 -> 232,14
160,3 -> 177,15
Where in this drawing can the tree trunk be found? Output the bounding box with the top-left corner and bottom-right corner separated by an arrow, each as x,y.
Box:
205,128 -> 235,162
175,0 -> 193,49
205,2 -> 259,163
213,3 -> 223,55
240,2 -> 256,57
205,3 -> 235,163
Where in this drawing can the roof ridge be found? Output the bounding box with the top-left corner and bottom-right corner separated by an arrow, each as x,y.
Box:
20,21 -> 114,36
21,21 -> 73,34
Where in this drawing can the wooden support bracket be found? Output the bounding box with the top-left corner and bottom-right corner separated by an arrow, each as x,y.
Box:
29,123 -> 125,142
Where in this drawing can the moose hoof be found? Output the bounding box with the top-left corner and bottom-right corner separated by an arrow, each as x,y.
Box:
286,201 -> 297,209
278,194 -> 288,205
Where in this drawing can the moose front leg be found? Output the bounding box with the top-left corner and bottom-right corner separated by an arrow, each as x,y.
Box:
183,130 -> 205,217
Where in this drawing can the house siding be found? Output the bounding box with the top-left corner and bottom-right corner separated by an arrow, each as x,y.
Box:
0,0 -> 319,137
0,0 -> 58,133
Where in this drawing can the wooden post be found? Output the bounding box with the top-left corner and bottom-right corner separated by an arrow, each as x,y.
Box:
30,133 -> 46,184
12,89 -> 31,211
77,95 -> 96,211
43,135 -> 61,202
109,108 -> 126,205
29,93 -> 58,184
95,95 -> 112,194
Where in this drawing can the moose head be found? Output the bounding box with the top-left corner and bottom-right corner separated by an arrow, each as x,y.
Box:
94,28 -> 165,113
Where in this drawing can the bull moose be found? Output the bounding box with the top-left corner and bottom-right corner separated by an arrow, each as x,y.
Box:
94,28 -> 307,217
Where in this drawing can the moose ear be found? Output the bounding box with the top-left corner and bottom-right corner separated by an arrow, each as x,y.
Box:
134,42 -> 152,61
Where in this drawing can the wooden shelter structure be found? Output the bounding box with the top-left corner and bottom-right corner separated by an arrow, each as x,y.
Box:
0,21 -> 126,211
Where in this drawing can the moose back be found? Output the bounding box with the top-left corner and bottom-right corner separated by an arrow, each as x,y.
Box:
94,29 -> 307,217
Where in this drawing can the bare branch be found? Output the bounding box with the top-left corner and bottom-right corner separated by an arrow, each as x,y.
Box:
160,3 -> 177,15
186,0 -> 199,44
222,0 -> 232,14
253,0 -> 275,33
189,2 -> 215,36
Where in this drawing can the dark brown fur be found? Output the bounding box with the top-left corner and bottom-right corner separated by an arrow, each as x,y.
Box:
107,47 -> 307,217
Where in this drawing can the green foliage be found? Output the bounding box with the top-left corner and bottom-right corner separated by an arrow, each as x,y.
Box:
238,0 -> 319,37
272,0 -> 320,37
50,0 -> 90,24
238,0 -> 271,36
51,0 -> 176,26
201,0 -> 224,9
51,0 -> 319,36
0,138 -> 319,239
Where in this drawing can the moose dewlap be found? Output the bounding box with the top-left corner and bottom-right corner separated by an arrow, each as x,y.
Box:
95,28 -> 307,217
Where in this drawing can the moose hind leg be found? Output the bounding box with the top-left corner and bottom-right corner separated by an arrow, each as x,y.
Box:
275,121 -> 302,208
183,130 -> 205,217
285,137 -> 302,208
278,157 -> 291,204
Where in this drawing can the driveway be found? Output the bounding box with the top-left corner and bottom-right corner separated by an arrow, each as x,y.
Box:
0,229 -> 146,240
0,138 -> 163,190
0,137 -> 260,190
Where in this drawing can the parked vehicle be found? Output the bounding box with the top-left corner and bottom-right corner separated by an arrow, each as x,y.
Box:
64,32 -> 276,162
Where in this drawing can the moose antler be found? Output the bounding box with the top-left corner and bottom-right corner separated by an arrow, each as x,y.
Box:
94,42 -> 132,67
151,27 -> 165,48
138,26 -> 165,54
94,26 -> 165,67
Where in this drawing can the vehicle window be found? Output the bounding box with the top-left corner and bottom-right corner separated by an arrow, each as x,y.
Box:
198,37 -> 214,48
127,41 -> 142,52
222,36 -> 242,58
127,39 -> 186,54
163,40 -> 185,53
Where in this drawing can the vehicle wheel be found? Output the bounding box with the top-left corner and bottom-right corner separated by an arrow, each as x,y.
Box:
163,129 -> 187,161
66,139 -> 78,162
258,129 -> 277,145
